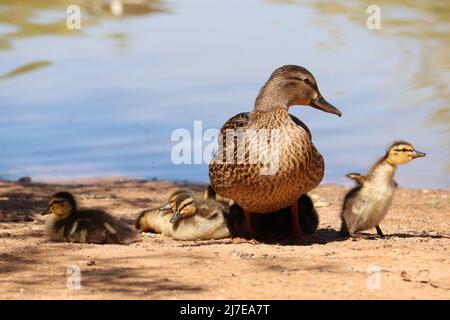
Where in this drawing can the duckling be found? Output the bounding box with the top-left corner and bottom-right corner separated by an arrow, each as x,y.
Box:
209,65 -> 341,243
159,189 -> 193,211
228,194 -> 319,243
135,189 -> 197,234
136,191 -> 230,240
135,207 -> 166,234
340,141 -> 425,238
204,185 -> 319,242
203,185 -> 234,206
42,192 -> 140,244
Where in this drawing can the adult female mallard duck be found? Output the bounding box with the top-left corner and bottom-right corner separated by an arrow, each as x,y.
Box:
209,65 -> 341,242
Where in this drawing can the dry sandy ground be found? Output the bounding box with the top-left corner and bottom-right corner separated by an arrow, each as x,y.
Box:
0,178 -> 449,300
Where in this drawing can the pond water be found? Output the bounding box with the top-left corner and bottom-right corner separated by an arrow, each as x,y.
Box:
0,0 -> 449,189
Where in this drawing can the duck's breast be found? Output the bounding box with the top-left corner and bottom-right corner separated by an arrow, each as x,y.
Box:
209,110 -> 324,213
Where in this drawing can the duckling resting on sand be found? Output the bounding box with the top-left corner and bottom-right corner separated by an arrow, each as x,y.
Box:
42,192 -> 140,244
135,190 -> 230,240
340,141 -> 425,238
205,186 -> 319,243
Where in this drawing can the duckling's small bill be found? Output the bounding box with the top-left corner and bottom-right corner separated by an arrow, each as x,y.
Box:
170,211 -> 183,223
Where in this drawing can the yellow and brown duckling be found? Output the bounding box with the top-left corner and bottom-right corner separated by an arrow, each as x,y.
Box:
135,189 -> 194,234
209,65 -> 341,243
42,191 -> 140,244
136,190 -> 230,240
340,141 -> 425,238
203,185 -> 234,206
204,186 -> 319,243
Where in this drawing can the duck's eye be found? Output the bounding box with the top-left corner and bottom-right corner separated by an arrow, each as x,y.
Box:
303,78 -> 311,84
394,148 -> 408,152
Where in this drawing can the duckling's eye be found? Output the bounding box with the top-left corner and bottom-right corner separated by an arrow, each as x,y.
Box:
303,78 -> 311,84
394,148 -> 411,152
178,200 -> 194,212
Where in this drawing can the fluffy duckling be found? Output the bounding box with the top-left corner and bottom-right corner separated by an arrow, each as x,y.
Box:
204,185 -> 319,242
136,190 -> 230,240
135,190 -> 194,234
340,141 -> 425,238
203,185 -> 234,206
42,192 -> 140,244
228,194 -> 319,242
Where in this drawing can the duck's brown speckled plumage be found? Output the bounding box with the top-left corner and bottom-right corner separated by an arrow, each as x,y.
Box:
209,110 -> 324,213
209,65 -> 340,214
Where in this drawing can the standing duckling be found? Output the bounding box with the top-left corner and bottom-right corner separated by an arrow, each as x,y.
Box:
340,141 -> 425,238
42,192 -> 140,244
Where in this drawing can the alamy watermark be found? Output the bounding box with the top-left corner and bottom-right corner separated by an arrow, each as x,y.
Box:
366,265 -> 381,290
171,121 -> 281,175
66,265 -> 81,290
366,5 -> 381,30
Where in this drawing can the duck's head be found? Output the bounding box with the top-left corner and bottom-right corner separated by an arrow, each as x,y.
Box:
42,191 -> 77,218
385,141 -> 426,165
254,65 -> 342,116
170,192 -> 198,223
159,190 -> 193,212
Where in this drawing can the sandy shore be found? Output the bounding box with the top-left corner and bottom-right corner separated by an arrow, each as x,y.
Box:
0,178 -> 449,299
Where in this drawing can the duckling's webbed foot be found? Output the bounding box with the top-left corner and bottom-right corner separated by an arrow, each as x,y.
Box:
231,237 -> 260,245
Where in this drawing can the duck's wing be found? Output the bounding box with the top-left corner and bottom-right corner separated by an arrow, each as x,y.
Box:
219,112 -> 251,133
289,114 -> 312,139
210,112 -> 251,169
346,173 -> 366,185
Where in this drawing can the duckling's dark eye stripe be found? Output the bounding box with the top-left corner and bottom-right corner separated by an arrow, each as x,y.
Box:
51,200 -> 64,205
179,200 -> 194,211
394,148 -> 412,152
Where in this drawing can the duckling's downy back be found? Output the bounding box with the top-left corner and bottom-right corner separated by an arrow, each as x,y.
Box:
49,210 -> 140,244
43,192 -> 140,245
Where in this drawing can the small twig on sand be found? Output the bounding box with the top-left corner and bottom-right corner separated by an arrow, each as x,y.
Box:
178,239 -> 234,247
177,238 -> 260,247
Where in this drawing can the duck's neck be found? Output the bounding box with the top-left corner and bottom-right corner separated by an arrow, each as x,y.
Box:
253,84 -> 290,112
368,157 -> 397,184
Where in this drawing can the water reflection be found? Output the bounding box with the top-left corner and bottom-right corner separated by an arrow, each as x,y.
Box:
0,0 -> 448,188
0,0 -> 166,44
272,0 -> 449,142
